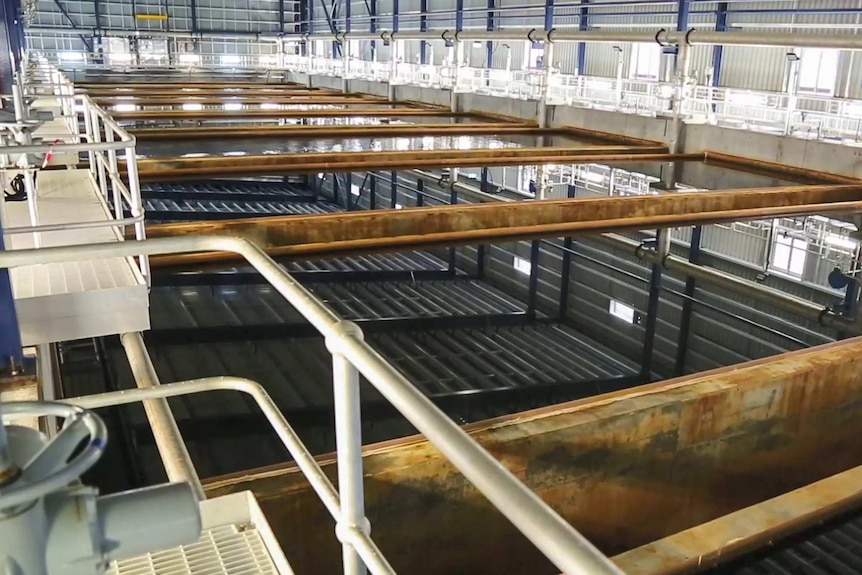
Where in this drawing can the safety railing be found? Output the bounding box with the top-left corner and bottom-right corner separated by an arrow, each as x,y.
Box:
0,234 -> 624,575
4,57 -> 149,281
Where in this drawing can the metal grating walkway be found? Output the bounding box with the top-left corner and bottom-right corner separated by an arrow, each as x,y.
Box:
716,509 -> 862,575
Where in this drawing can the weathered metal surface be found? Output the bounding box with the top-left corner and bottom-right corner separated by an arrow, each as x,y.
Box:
82,86 -> 339,97
78,81 -> 314,89
204,337 -> 862,575
703,151 -> 862,185
131,147 -> 674,179
97,97 -> 398,107
111,108 -> 463,120
613,463 -> 862,575
129,123 -> 558,141
143,184 -> 862,267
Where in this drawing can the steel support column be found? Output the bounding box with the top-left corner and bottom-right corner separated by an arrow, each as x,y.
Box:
486,0 -> 496,68
712,2 -> 728,86
390,170 -> 398,208
577,0 -> 589,75
419,0 -> 428,64
527,240 -> 541,322
558,185 -> 576,321
0,218 -> 22,373
392,0 -> 399,31
674,225 -> 701,376
0,0 -> 24,103
640,230 -> 667,381
456,0 -> 464,33
676,0 -> 690,31
191,0 -> 199,32
543,0 -> 554,32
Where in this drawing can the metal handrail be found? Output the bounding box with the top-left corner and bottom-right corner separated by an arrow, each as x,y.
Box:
0,234 -> 624,575
4,58 -> 150,280
63,376 -> 395,575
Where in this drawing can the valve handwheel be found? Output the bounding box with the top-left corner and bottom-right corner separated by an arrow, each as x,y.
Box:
0,402 -> 107,511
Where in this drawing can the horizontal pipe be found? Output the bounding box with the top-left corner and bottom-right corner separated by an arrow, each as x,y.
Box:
111,108 -> 458,120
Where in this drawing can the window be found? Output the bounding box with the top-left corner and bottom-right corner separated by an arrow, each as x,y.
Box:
351,184 -> 361,197
513,256 -> 532,275
112,104 -> 136,112
182,102 -> 203,111
223,102 -> 243,111
609,299 -> 636,323
629,43 -> 661,81
221,54 -> 242,66
797,48 -> 839,95
771,233 -> 808,278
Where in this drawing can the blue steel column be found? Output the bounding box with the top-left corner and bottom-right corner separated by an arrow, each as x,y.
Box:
712,2 -> 727,86
674,225 -> 701,376
370,0 -> 378,61
527,240 -> 541,322
419,0 -> 427,63
676,0 -> 690,30
456,0 -> 464,33
543,0 -> 554,32
577,0 -> 588,74
0,219 -> 23,372
392,0 -> 399,31
485,0 -> 496,67
0,0 -> 24,104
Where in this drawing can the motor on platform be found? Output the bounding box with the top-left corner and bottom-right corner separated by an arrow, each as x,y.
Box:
0,399 -> 201,575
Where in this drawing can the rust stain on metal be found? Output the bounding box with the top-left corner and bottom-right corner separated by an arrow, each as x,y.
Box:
204,338 -> 862,575
111,107 -> 467,120
142,184 -> 862,267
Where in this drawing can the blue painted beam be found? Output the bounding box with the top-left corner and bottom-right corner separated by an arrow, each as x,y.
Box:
712,1 -> 727,86
456,0 -> 464,32
0,219 -> 23,372
345,0 -> 351,33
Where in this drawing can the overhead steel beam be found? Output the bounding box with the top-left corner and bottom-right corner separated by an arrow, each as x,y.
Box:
0,0 -> 24,102
141,184 -> 862,267
95,96 -> 391,106
129,123 -> 561,140
50,0 -> 93,52
111,107 -> 459,120
130,148 -> 675,180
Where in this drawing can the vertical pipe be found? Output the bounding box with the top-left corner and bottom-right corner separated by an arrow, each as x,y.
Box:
37,343 -> 57,436
331,349 -> 367,575
485,0 -> 495,68
389,170 -> 398,208
477,244 -> 486,280
120,332 -> 205,501
674,225 -> 701,376
451,40 -> 463,113
558,184 -> 576,321
416,179 -> 424,207
527,240 -> 541,322
104,128 -> 121,221
369,174 -> 377,209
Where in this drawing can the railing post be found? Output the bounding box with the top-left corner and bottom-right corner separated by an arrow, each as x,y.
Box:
125,144 -> 150,282
90,109 -> 109,203
327,322 -> 369,575
104,126 -> 121,220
